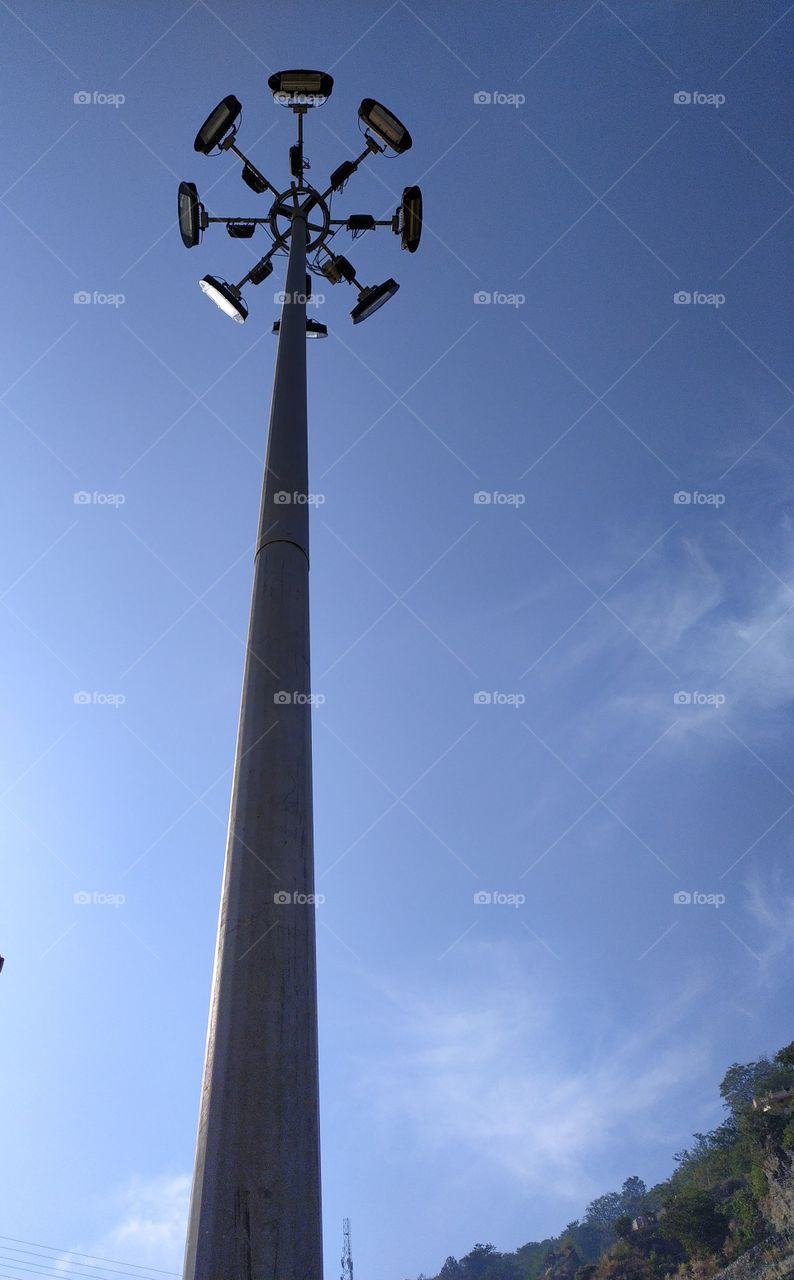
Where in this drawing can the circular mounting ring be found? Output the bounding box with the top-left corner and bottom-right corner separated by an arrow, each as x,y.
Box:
268,184 -> 330,251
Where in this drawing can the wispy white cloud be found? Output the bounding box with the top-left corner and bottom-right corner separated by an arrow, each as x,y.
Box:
742,867 -> 794,974
71,1172 -> 190,1274
552,531 -> 793,750
361,943 -> 710,1205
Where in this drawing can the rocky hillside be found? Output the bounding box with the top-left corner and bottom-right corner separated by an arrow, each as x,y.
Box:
413,1043 -> 794,1280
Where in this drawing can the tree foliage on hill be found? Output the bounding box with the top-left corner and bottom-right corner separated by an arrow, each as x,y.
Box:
414,1042 -> 794,1280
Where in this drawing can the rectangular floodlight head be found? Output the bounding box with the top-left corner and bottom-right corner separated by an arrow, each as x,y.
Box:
178,181 -> 203,248
351,278 -> 400,325
268,69 -> 333,106
358,98 -> 412,154
199,275 -> 248,323
194,95 -> 242,154
400,185 -> 422,252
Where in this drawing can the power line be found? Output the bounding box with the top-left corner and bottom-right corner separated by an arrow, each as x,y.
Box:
0,1271 -> 51,1280
0,1251 -> 171,1280
0,1238 -> 177,1279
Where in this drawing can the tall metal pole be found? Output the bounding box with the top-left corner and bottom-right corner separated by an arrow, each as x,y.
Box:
184,209 -> 323,1279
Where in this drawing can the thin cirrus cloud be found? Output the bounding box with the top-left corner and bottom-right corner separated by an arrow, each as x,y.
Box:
554,532 -> 792,738
356,947 -> 711,1203
71,1173 -> 190,1275
742,869 -> 794,976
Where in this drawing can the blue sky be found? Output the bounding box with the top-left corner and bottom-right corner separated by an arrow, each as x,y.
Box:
0,2 -> 791,1278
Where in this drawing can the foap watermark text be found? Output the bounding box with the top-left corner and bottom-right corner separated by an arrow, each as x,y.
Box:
74,491 -> 126,506
474,290 -> 525,307
674,691 -> 725,707
74,90 -> 125,108
673,91 -> 725,108
273,490 -> 325,506
74,890 -> 126,907
473,890 -> 526,907
674,890 -> 725,908
474,490 -> 525,506
473,90 -> 525,108
474,691 -> 525,707
273,691 -> 325,706
74,690 -> 126,707
674,490 -> 725,506
74,291 -> 125,307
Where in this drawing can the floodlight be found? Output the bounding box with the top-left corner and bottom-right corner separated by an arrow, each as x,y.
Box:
241,162 -> 268,194
178,181 -> 204,248
321,255 -> 357,286
199,275 -> 248,323
268,70 -> 334,106
249,258 -> 274,286
358,99 -> 412,154
272,319 -> 328,339
399,185 -> 422,253
227,222 -> 257,239
347,214 -> 376,233
329,160 -> 357,193
351,278 -> 399,324
194,95 -> 242,154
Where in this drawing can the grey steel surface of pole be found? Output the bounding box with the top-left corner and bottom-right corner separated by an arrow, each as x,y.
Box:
184,210 -> 323,1280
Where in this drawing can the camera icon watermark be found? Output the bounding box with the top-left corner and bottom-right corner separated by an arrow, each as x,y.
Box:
274,290 -> 325,306
673,490 -> 725,507
74,90 -> 125,108
73,690 -> 126,708
473,690 -> 526,707
473,89 -> 525,108
73,490 -> 126,506
473,490 -> 526,506
673,889 -> 725,908
273,890 -> 326,905
273,490 -> 325,506
473,890 -> 526,907
273,690 -> 326,706
74,889 -> 126,907
272,91 -> 329,107
473,290 -> 525,307
673,90 -> 725,108
673,290 -> 725,308
73,290 -> 125,307
673,690 -> 725,707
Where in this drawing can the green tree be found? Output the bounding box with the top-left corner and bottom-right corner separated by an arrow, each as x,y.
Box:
564,1222 -> 603,1264
725,1186 -> 762,1249
774,1042 -> 794,1071
541,1242 -> 580,1279
661,1188 -> 727,1257
460,1244 -> 498,1278
612,1216 -> 633,1243
619,1177 -> 647,1216
584,1192 -> 624,1232
485,1257 -> 522,1280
